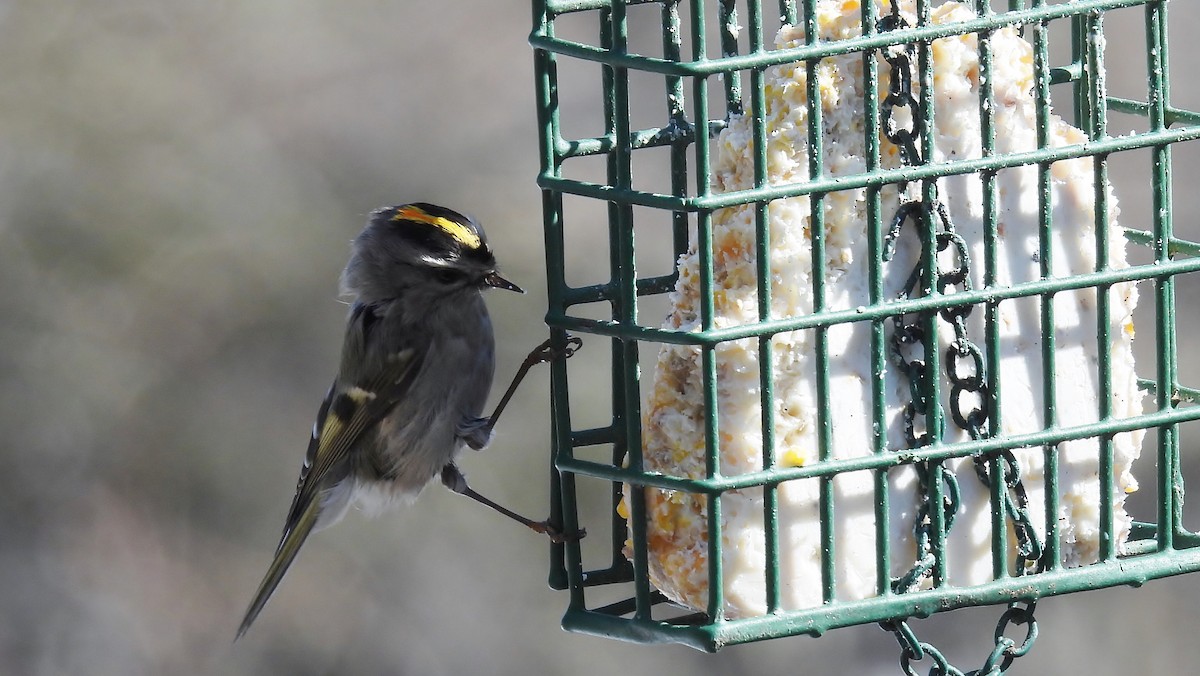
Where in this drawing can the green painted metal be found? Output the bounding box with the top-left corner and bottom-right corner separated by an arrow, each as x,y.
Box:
531,0 -> 1200,655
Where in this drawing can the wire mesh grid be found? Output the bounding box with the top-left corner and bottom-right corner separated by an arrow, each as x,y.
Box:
532,0 -> 1200,652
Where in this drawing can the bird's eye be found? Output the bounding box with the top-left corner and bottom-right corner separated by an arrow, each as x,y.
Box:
434,269 -> 467,285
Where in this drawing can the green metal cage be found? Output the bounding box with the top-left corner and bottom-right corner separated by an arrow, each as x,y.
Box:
531,0 -> 1200,658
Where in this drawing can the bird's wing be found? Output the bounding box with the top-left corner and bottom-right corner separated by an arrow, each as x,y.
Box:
237,304 -> 422,639
280,347 -> 418,539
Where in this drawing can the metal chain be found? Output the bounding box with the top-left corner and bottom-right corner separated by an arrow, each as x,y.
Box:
875,4 -> 1043,674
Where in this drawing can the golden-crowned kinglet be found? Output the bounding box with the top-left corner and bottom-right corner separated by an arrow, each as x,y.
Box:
237,203 -> 581,639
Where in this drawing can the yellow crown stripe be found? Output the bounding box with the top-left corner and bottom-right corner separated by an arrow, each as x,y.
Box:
392,205 -> 482,250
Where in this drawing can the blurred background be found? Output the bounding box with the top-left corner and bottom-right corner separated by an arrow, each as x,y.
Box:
4,1 -> 1200,675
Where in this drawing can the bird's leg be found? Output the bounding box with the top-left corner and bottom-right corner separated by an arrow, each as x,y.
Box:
440,464 -> 585,542
449,335 -> 584,539
483,335 -> 582,436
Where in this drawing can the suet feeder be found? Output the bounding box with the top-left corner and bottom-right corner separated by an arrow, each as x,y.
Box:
532,0 -> 1200,669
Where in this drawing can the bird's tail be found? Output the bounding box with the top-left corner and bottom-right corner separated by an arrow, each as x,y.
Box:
236,498 -> 321,640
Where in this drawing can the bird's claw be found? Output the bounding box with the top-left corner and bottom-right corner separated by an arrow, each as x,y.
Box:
532,521 -> 587,544
526,334 -> 583,367
559,335 -> 583,359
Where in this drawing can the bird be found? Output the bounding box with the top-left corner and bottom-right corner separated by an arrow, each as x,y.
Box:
236,202 -> 581,639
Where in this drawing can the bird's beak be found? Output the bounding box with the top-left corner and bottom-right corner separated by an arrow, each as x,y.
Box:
483,272 -> 524,294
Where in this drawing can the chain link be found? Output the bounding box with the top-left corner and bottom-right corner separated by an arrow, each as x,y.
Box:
874,4 -> 1043,674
